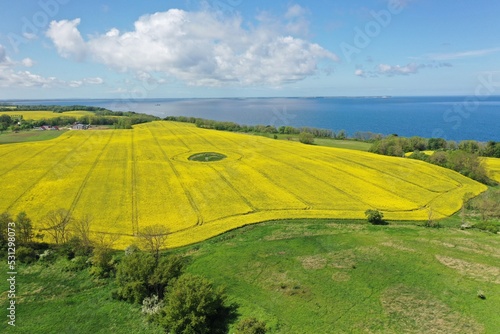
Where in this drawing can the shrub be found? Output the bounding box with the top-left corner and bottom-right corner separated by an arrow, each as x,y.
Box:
59,236 -> 92,259
473,222 -> 499,234
17,246 -> 37,264
90,246 -> 116,278
365,209 -> 386,225
63,255 -> 91,272
235,317 -> 267,334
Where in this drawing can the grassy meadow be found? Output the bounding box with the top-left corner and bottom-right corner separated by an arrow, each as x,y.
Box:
1,219 -> 499,333
0,121 -> 487,248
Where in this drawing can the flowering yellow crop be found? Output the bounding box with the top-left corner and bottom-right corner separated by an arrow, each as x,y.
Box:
0,121 -> 487,249
0,110 -> 94,120
482,157 -> 500,183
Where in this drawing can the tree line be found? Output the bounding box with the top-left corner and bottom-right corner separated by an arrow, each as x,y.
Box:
369,135 -> 500,158
164,115 -> 346,139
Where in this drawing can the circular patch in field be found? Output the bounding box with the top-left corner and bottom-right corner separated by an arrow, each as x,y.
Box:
188,152 -> 227,162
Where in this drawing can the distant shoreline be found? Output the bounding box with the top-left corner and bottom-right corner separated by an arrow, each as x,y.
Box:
2,96 -> 499,142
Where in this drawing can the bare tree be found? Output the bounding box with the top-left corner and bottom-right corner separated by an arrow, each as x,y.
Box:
138,225 -> 169,261
73,214 -> 93,251
93,232 -> 120,250
41,209 -> 73,244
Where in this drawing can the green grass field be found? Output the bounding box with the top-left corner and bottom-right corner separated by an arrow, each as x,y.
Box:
254,133 -> 372,151
0,259 -> 163,333
2,218 -> 498,333
0,130 -> 67,144
185,220 -> 500,333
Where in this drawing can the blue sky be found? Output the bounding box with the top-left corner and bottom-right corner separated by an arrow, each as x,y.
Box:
0,0 -> 499,99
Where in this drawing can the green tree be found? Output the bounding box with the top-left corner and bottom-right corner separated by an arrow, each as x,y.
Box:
427,137 -> 447,150
90,234 -> 119,278
149,255 -> 185,299
458,140 -> 480,154
114,117 -> 133,129
159,274 -> 234,334
116,251 -> 156,303
298,132 -> 315,145
16,211 -> 33,245
336,129 -> 347,140
0,212 -> 13,248
365,209 -> 386,225
115,250 -> 184,303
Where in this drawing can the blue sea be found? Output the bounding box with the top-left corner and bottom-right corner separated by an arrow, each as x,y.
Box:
3,96 -> 500,142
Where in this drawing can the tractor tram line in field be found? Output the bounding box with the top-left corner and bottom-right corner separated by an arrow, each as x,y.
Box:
130,131 -> 139,235
66,131 -> 116,220
145,125 -> 204,226
3,132 -> 97,212
193,127 -> 314,209
179,124 -> 313,211
208,128 -> 374,210
0,132 -> 75,176
168,125 -> 259,213
152,123 -> 255,224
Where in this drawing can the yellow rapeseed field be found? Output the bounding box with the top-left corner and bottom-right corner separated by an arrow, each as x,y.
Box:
0,110 -> 94,120
0,121 -> 487,248
483,157 -> 500,183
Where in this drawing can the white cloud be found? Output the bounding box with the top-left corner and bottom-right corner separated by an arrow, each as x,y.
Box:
377,62 -> 423,76
356,62 -> 451,78
354,69 -> 365,77
45,7 -> 339,87
22,58 -> 35,67
0,70 -> 59,88
0,44 -> 104,88
83,77 -> 104,85
285,4 -> 307,19
427,47 -> 500,61
22,33 -> 38,40
46,18 -> 87,61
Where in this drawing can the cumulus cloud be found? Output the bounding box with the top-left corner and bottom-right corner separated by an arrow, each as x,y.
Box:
45,7 -> 339,87
46,18 -> 87,61
356,62 -> 452,78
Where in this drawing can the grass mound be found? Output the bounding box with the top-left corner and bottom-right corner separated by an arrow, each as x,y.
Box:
188,152 -> 227,162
